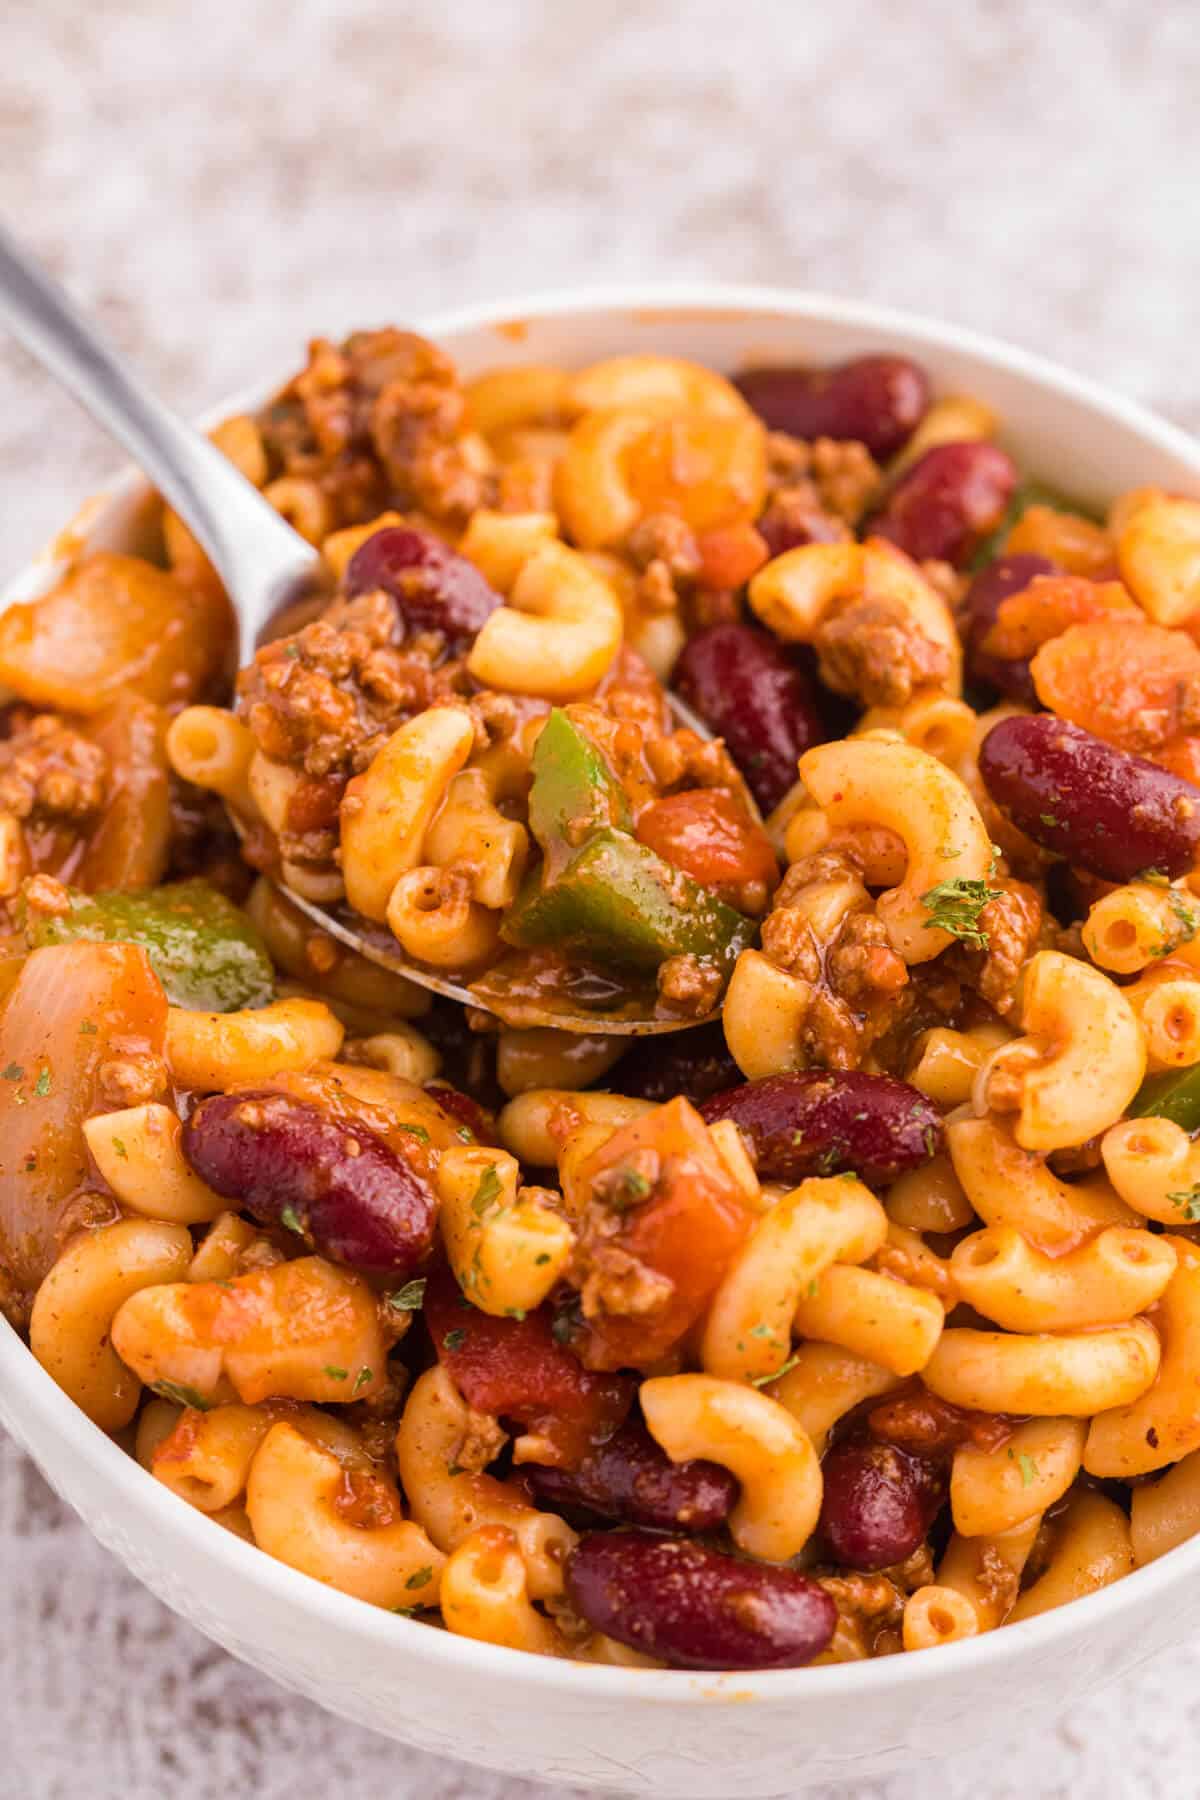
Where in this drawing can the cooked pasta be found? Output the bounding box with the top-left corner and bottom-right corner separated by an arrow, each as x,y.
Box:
5,319 -> 1199,1674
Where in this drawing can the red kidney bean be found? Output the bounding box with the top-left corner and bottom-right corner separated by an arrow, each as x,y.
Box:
866,1384 -> 1014,1457
978,714 -> 1200,883
818,1438 -> 946,1571
868,443 -> 1018,568
182,1090 -> 436,1276
734,356 -> 930,460
567,1531 -> 837,1669
344,525 -> 501,645
526,1421 -> 737,1531
700,1071 -> 943,1190
616,1020 -> 742,1107
963,552 -> 1058,703
674,623 -> 825,812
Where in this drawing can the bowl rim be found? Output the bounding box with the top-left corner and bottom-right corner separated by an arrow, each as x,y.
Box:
3,279 -> 1200,1708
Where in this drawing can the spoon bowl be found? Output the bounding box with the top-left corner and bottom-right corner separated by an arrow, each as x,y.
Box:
0,225 -> 730,1034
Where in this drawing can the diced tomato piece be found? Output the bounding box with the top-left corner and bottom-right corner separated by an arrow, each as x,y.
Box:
981,575 -> 1135,660
1031,615 -> 1200,753
636,788 -> 778,898
568,1096 -> 754,1371
424,1265 -> 633,1465
695,522 -> 769,591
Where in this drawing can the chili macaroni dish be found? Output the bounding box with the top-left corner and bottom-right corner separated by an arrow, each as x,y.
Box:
4,327 -> 1200,1669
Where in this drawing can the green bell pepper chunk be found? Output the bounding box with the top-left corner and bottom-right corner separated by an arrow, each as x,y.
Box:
502,827 -> 755,972
23,879 -> 275,1012
527,709 -> 631,874
968,479 -> 1104,573
1129,1065 -> 1200,1134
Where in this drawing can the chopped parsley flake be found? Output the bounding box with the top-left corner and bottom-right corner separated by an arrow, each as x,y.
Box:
111,1137 -> 128,1160
805,1277 -> 820,1298
1039,813 -> 1060,829
505,1307 -> 527,1320
324,1365 -> 349,1381
352,1366 -> 373,1395
1018,1452 -> 1040,1488
151,1380 -> 213,1411
79,1019 -> 98,1035
395,1122 -> 431,1144
534,1253 -> 552,1266
387,1278 -> 427,1312
2,1063 -> 23,1081
1167,1184 -> 1200,1222
405,1565 -> 434,1590
471,1164 -> 503,1217
1139,867 -> 1170,886
442,1329 -> 467,1352
280,1203 -> 305,1236
456,1125 -> 475,1143
922,1123 -> 938,1158
34,1067 -> 51,1098
752,1354 -> 800,1388
1171,893 -> 1200,943
921,875 -> 1003,950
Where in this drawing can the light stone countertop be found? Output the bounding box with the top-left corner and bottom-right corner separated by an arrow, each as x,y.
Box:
2,2 -> 1199,1795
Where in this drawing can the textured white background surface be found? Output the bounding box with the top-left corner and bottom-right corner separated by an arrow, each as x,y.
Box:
2,2 -> 1199,1795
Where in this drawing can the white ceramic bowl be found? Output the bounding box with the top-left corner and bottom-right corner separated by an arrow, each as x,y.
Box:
3,288 -> 1200,1796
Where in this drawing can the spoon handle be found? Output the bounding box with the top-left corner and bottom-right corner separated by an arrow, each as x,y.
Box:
0,219 -> 315,649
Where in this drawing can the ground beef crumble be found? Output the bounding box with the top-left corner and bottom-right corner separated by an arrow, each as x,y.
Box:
814,593 -> 954,708
258,327 -> 495,533
949,877 -> 1046,1018
758,848 -> 912,1068
0,712 -> 108,823
765,430 -> 882,526
242,588 -> 473,772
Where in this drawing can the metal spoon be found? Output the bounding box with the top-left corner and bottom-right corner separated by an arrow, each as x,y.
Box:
0,223 -> 727,1034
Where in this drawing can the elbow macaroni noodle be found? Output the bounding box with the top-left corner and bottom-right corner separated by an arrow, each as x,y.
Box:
15,325 -> 1200,1673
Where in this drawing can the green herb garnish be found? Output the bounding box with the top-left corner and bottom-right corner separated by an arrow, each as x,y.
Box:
471,1165 -> 503,1217
752,1354 -> 800,1388
386,1279 -> 427,1312
1167,1184 -> 1200,1222
921,875 -> 1003,949
151,1381 -> 213,1411
443,1329 -> 467,1352
395,1122 -> 431,1144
